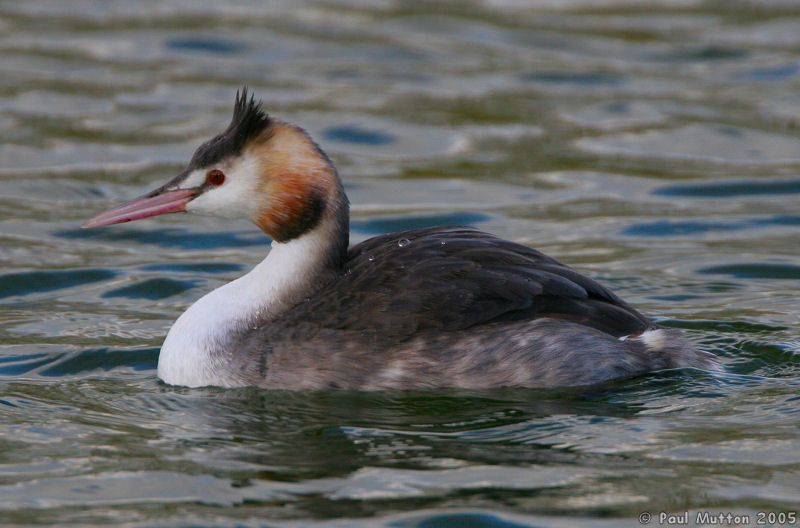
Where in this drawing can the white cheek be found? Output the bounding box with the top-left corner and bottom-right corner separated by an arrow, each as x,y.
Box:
185,159 -> 263,219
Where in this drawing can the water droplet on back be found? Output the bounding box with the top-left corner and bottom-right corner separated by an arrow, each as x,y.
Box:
398,238 -> 410,247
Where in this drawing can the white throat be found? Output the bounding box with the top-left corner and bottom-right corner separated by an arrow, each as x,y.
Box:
157,226 -> 334,387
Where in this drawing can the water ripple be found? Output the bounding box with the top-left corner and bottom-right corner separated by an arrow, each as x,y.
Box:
0,269 -> 117,299
101,278 -> 198,300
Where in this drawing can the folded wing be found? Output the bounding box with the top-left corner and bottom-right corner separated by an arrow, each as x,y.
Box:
267,226 -> 653,342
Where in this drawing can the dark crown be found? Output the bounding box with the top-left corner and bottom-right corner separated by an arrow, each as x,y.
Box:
189,87 -> 272,169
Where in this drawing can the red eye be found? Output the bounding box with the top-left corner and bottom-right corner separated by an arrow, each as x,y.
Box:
207,169 -> 225,186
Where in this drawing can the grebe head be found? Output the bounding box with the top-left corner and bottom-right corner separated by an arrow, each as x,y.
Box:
84,88 -> 347,245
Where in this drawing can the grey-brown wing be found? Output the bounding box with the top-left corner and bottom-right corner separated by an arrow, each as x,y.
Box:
263,226 -> 652,343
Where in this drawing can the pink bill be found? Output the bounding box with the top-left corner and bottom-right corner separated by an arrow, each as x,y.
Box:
83,188 -> 198,228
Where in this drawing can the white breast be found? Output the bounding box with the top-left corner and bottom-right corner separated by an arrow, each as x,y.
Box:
157,226 -> 332,387
157,279 -> 252,388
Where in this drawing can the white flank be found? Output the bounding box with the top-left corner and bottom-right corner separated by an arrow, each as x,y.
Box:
637,329 -> 667,351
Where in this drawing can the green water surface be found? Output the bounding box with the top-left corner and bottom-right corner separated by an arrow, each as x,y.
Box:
1,1 -> 799,526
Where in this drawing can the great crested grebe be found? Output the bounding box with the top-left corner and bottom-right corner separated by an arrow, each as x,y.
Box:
84,89 -> 720,389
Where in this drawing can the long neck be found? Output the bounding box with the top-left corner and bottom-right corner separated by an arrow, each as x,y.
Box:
158,215 -> 347,388
246,217 -> 346,316
235,152 -> 352,325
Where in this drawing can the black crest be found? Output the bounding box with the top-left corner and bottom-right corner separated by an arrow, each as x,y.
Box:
189,87 -> 272,169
